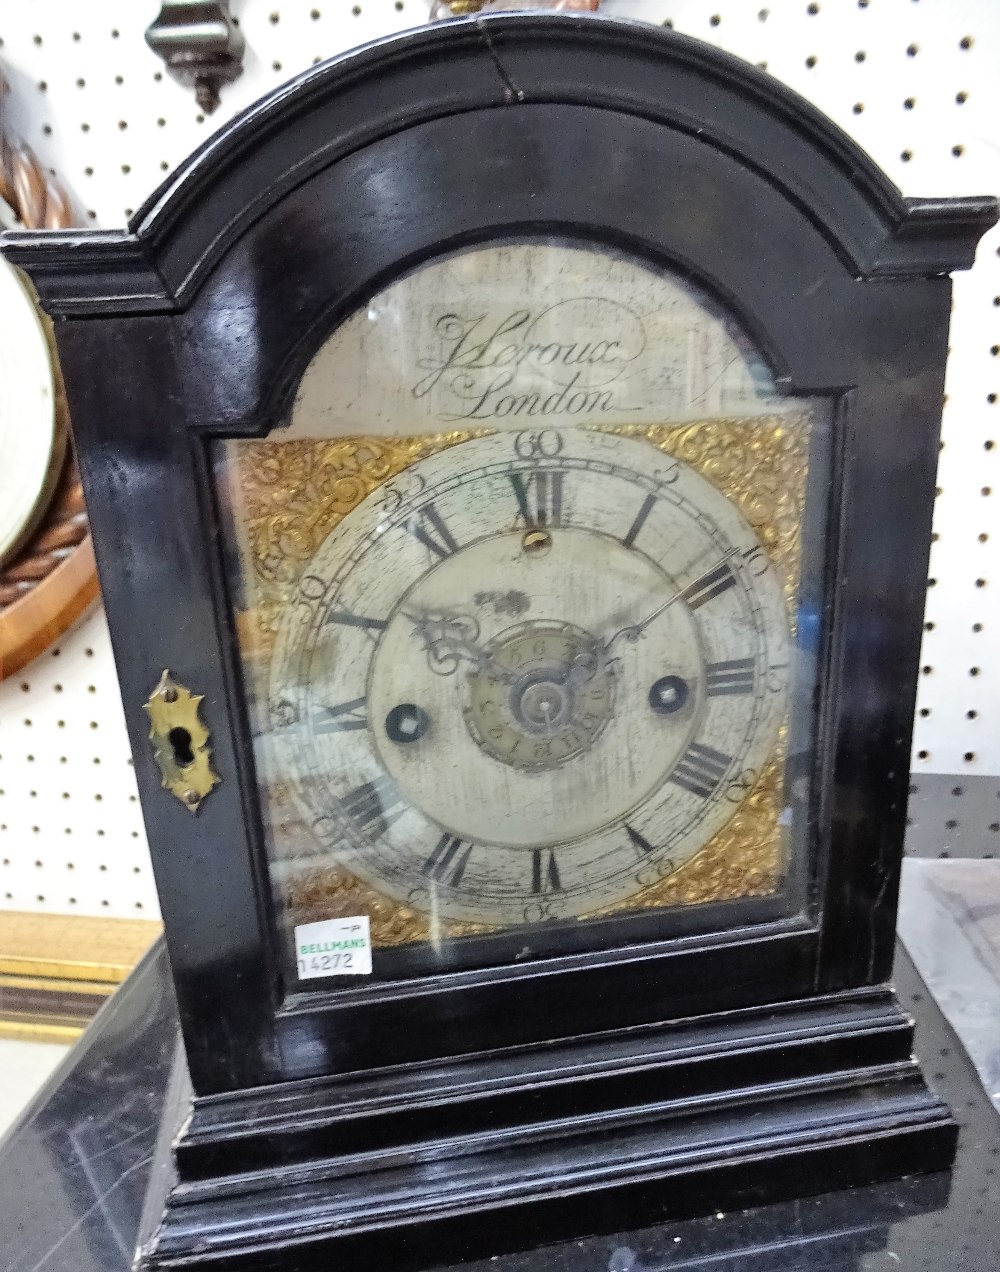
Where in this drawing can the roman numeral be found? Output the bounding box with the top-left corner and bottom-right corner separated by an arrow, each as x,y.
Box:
406,504 -> 459,558
422,834 -> 473,887
681,561 -> 737,610
339,775 -> 406,839
313,697 -> 368,733
325,610 -> 388,633
625,824 -> 654,855
510,471 -> 564,529
622,493 -> 656,549
705,658 -> 755,696
531,849 -> 562,894
669,742 -> 732,799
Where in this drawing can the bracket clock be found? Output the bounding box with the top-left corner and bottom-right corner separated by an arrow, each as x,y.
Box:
4,14 -> 997,1270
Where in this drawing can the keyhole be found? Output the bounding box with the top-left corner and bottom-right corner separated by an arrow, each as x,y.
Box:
169,727 -> 195,768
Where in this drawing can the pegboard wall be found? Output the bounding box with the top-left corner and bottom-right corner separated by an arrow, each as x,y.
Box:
0,0 -> 997,921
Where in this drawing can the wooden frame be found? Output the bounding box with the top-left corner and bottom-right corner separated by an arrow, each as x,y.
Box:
4,14 -> 996,1265
0,72 -> 98,681
0,911 -> 161,1042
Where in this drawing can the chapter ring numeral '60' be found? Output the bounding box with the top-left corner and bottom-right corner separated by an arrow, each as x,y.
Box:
514,429 -> 564,459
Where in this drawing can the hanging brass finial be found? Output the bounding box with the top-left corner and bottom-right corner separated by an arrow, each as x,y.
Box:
145,2 -> 246,114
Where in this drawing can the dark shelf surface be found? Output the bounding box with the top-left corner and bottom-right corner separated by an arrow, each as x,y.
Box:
1,938 -> 997,1272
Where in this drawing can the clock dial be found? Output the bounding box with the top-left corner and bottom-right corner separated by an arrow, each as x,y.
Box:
268,428 -> 789,926
216,238 -> 827,964
0,257 -> 64,567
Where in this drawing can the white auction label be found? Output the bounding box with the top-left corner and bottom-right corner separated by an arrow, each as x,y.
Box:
294,915 -> 372,978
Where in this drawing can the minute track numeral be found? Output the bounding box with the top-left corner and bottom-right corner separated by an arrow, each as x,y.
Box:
406,503 -> 460,559
669,742 -> 732,799
313,697 -> 368,733
681,561 -> 737,610
531,849 -> 562,894
705,658 -> 755,696
422,834 -> 473,887
622,493 -> 656,549
339,775 -> 406,839
510,470 -> 564,530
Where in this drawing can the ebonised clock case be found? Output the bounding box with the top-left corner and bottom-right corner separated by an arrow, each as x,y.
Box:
4,13 -> 997,1268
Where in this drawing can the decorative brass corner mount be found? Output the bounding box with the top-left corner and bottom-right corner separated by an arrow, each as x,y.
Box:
144,670 -> 220,814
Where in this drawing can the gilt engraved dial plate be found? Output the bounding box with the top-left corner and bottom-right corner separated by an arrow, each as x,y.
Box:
268,429 -> 789,926
216,239 -> 828,962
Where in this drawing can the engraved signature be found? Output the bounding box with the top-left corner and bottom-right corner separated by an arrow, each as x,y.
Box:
412,297 -> 647,422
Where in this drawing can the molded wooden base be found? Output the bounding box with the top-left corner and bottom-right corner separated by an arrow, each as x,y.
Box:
137,986 -> 957,1271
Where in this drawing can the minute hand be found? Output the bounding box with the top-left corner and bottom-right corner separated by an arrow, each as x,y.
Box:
603,549 -> 739,654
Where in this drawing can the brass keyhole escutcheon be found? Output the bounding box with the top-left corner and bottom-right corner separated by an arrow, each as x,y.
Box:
144,670 -> 221,814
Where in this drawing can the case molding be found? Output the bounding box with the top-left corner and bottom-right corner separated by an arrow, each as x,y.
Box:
138,986 -> 955,1270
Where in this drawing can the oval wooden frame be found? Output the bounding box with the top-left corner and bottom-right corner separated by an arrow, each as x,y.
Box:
0,87 -> 99,681
0,535 -> 99,679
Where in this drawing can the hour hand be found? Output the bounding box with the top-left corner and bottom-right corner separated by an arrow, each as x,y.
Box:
404,609 -> 512,680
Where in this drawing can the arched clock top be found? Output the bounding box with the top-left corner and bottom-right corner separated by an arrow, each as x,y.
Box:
3,14 -> 995,313
2,15 -> 995,442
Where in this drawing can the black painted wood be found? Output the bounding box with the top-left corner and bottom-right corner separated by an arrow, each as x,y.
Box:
137,986 -> 956,1271
3,11 -> 995,1264
8,939 -> 996,1272
4,18 -> 995,316
176,986 -> 921,1180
